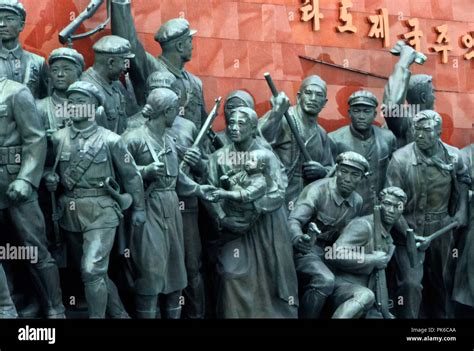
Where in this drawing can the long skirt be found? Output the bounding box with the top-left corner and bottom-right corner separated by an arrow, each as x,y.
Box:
132,190 -> 187,296
215,206 -> 298,318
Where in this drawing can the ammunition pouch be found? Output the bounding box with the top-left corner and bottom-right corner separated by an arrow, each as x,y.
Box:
0,146 -> 22,165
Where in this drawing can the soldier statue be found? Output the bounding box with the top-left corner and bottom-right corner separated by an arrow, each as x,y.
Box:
122,88 -> 216,319
0,263 -> 16,318
81,35 -> 138,135
0,0 -> 49,98
386,110 -> 470,318
44,81 -> 146,318
288,151 -> 368,318
111,0 -> 208,133
329,187 -> 406,318
452,143 -> 474,314
329,90 -> 397,215
125,70 -> 208,318
259,75 -> 334,210
0,42 -> 65,318
37,48 -> 85,136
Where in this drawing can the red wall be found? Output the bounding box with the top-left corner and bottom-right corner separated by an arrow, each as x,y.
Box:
19,0 -> 474,148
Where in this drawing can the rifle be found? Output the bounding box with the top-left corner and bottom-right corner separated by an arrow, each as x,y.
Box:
207,128 -> 224,150
59,0 -> 110,46
373,199 -> 393,319
406,228 -> 416,268
416,221 -> 459,252
263,73 -> 312,162
180,97 -> 222,171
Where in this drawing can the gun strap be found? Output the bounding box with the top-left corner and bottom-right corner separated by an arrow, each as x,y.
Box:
63,131 -> 105,190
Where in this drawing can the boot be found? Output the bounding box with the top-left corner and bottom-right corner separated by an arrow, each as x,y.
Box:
84,278 -> 107,318
30,266 -> 65,318
106,277 -> 129,318
332,299 -> 366,319
164,306 -> 182,319
300,288 -> 327,319
0,266 -> 17,318
135,295 -> 157,319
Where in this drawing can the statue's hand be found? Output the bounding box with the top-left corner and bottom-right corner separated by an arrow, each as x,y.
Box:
452,212 -> 467,229
292,235 -> 312,255
270,92 -> 291,117
44,172 -> 60,192
7,179 -> 33,204
221,216 -> 250,233
183,147 -> 201,168
302,161 -> 327,181
415,235 -> 429,252
197,185 -> 218,202
397,42 -> 418,67
372,250 -> 390,269
131,209 -> 146,226
143,161 -> 165,180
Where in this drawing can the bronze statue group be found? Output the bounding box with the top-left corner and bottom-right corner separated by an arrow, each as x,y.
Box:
0,0 -> 472,319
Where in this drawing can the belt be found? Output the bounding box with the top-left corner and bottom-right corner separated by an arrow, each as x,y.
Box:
0,146 -> 22,165
64,188 -> 109,198
424,211 -> 449,222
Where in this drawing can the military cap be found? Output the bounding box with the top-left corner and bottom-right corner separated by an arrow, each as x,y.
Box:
67,81 -> 105,107
348,90 -> 378,107
336,151 -> 370,174
48,48 -> 85,71
146,70 -> 177,91
299,75 -> 327,95
0,0 -> 25,20
92,35 -> 135,58
154,18 -> 197,44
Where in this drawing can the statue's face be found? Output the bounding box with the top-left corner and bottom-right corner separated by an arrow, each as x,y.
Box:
227,113 -> 253,144
50,59 -> 80,92
67,92 -> 97,123
181,36 -> 193,63
380,194 -> 404,226
224,97 -> 246,120
336,164 -> 364,197
164,100 -> 178,127
297,84 -> 327,116
0,10 -> 23,41
349,104 -> 376,132
414,120 -> 440,151
108,56 -> 127,81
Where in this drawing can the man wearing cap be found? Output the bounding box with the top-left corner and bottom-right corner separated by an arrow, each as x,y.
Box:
81,35 -> 138,135
329,187 -> 406,318
111,0 -> 208,132
288,151 -> 368,318
386,110 -> 470,318
452,142 -> 474,314
0,0 -> 49,98
259,75 -> 334,211
329,90 -> 397,215
125,70 -> 209,319
44,81 -> 146,318
382,42 -> 436,148
0,43 -> 65,318
37,48 -> 85,136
